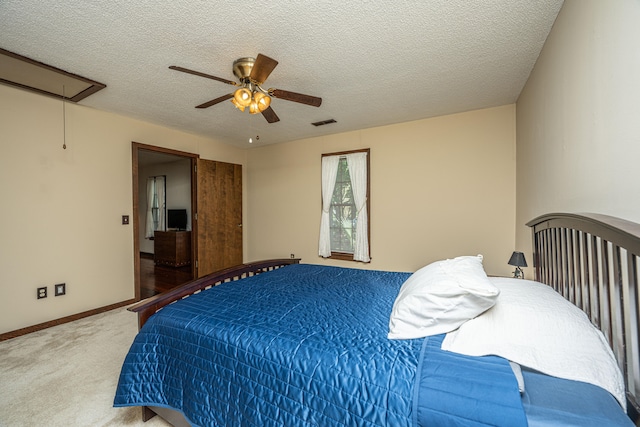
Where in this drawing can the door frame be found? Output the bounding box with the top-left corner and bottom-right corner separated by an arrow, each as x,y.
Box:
131,142 -> 199,301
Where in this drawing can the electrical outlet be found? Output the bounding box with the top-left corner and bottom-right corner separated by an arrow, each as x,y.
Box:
290,253 -> 295,259
37,286 -> 47,299
55,283 -> 66,296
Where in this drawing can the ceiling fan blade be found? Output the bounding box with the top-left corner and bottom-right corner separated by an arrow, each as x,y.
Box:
261,106 -> 280,123
196,93 -> 234,109
250,54 -> 278,84
270,89 -> 322,107
169,66 -> 237,86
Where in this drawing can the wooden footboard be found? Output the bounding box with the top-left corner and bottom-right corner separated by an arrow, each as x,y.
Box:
527,213 -> 640,417
128,258 -> 301,329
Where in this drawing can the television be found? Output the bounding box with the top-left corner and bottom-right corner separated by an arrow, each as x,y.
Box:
167,209 -> 188,230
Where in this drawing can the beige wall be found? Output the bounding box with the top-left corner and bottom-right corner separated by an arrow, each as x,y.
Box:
516,0 -> 640,273
1,57 -> 520,334
247,105 -> 516,276
0,84 -> 246,334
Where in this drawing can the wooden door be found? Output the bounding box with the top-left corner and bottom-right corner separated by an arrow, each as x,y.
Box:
196,159 -> 243,277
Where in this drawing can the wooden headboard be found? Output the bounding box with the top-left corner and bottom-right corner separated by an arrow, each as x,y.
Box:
527,213 -> 640,417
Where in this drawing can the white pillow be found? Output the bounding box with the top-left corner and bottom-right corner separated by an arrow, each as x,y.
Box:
442,277 -> 626,409
388,255 -> 499,339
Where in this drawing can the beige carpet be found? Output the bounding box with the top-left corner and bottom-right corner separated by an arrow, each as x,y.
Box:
0,307 -> 173,427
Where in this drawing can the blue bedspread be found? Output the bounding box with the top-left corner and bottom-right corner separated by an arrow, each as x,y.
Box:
114,264 -> 526,426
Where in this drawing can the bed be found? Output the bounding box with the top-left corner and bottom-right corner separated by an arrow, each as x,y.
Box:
114,213 -> 640,426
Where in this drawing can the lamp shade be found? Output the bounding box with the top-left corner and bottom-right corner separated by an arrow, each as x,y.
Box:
508,251 -> 528,267
233,87 -> 252,107
254,91 -> 271,112
230,98 -> 246,111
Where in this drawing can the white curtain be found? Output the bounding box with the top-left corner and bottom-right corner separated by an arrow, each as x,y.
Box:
145,178 -> 155,239
346,152 -> 370,262
144,176 -> 166,239
156,176 -> 166,231
318,156 -> 340,257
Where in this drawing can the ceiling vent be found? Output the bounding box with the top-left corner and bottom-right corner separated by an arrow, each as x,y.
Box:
311,119 -> 337,127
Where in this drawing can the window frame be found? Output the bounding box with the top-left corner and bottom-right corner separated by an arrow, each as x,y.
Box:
321,148 -> 371,262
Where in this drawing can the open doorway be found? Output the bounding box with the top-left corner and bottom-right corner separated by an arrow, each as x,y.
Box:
132,142 -> 198,300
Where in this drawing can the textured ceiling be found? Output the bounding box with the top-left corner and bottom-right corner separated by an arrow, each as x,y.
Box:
0,0 -> 564,148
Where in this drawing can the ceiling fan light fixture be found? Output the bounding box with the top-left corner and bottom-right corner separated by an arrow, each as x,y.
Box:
233,87 -> 252,107
171,53 -> 320,124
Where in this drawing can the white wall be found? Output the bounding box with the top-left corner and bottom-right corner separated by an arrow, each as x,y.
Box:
0,84 -> 246,334
247,105 -> 517,276
516,0 -> 640,271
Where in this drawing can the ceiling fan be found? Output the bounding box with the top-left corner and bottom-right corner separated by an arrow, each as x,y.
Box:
169,54 -> 322,124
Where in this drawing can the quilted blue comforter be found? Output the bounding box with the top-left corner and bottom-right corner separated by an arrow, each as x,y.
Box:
114,264 -> 525,426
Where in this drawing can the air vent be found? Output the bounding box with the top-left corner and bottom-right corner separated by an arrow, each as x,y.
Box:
311,119 -> 337,127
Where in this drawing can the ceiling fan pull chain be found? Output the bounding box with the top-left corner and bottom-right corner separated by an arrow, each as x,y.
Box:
62,84 -> 67,150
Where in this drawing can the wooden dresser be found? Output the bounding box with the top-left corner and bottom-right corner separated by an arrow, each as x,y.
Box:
154,231 -> 191,267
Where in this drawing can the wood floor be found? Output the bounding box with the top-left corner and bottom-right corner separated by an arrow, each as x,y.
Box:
140,253 -> 193,299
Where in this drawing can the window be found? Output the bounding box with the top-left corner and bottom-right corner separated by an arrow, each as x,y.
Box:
330,158 -> 356,253
319,149 -> 370,262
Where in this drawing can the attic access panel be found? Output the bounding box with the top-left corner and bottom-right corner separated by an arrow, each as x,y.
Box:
0,47 -> 106,102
